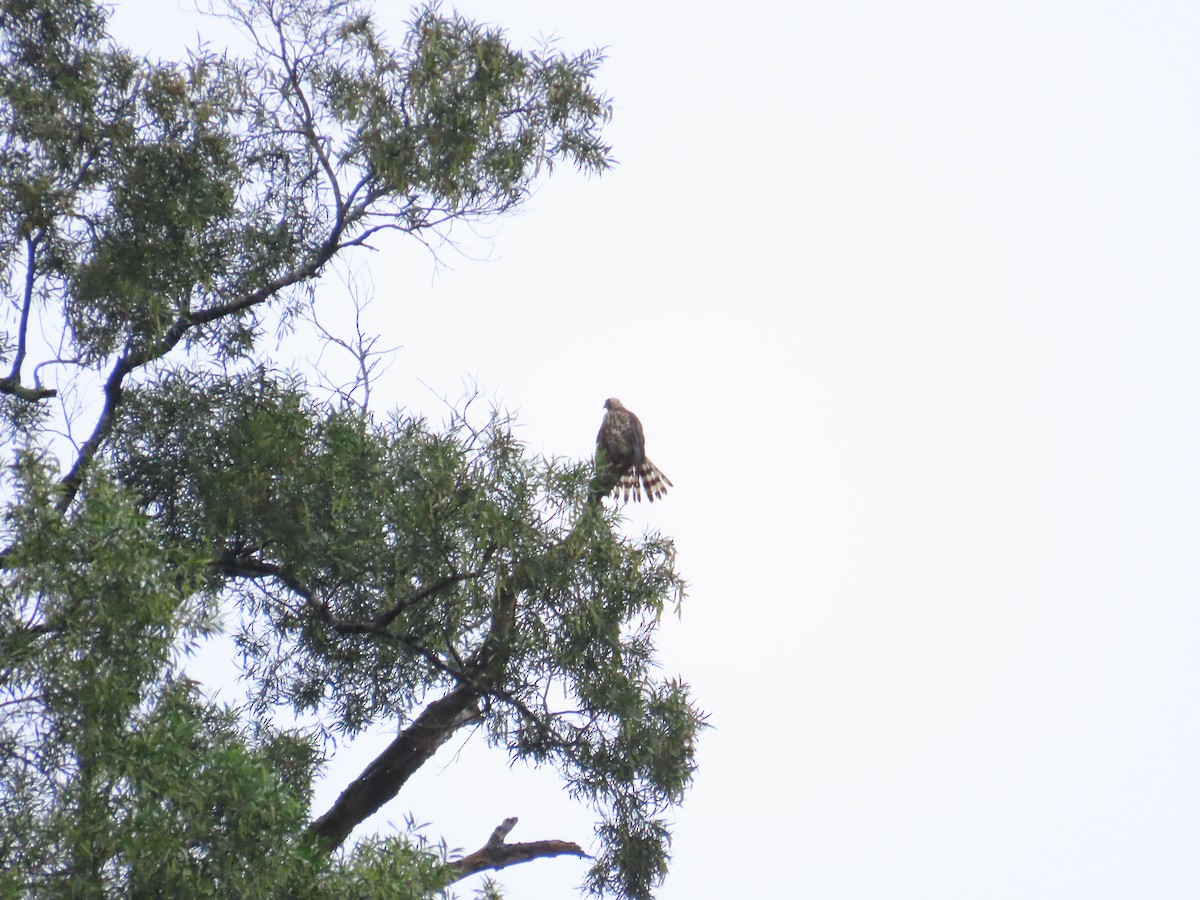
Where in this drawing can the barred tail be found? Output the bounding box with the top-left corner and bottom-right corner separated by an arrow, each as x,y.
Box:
616,458 -> 673,503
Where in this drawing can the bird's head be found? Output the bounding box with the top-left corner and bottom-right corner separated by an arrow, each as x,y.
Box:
604,398 -> 625,411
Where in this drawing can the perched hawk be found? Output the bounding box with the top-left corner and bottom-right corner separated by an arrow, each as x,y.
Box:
594,398 -> 673,503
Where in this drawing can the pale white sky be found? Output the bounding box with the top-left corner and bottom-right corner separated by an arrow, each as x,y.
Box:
108,1 -> 1200,897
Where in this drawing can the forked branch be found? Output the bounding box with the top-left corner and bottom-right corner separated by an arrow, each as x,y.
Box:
447,817 -> 588,883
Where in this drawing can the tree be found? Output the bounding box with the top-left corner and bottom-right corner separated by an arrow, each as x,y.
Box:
0,1 -> 705,898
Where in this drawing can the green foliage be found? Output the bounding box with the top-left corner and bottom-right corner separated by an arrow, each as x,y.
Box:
0,455 -> 320,897
0,1 -> 701,898
320,827 -> 454,898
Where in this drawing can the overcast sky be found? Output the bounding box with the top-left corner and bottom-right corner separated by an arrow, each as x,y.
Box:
107,1 -> 1200,897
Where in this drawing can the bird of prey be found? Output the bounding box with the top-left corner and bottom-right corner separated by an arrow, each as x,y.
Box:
594,398 -> 673,503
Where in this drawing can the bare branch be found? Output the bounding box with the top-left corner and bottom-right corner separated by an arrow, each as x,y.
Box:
9,234 -> 38,384
54,355 -> 131,513
0,233 -> 57,402
308,684 -> 483,851
0,376 -> 56,402
306,275 -> 399,412
31,355 -> 83,385
447,817 -> 588,883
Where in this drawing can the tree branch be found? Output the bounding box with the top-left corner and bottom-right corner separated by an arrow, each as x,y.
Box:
0,376 -> 56,402
307,685 -> 483,851
373,543 -> 495,629
54,236 -> 346,512
307,587 -> 518,852
9,234 -> 38,383
0,233 -> 57,403
446,817 -> 588,883
272,14 -> 345,221
216,552 -> 483,686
